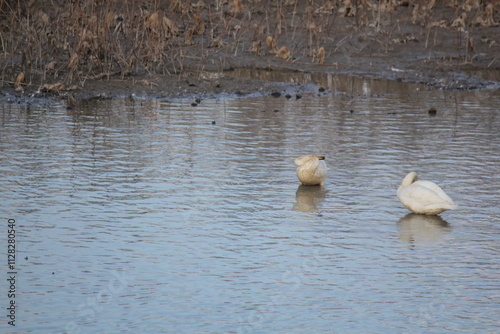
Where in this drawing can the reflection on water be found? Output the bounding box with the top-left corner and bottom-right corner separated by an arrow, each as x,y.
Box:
293,185 -> 326,213
397,213 -> 452,248
1,75 -> 499,333
228,68 -> 423,96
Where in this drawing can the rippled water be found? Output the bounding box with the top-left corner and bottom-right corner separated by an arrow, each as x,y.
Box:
1,75 -> 499,333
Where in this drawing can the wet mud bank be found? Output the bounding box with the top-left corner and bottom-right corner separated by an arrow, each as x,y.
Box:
3,57 -> 499,106
2,61 -> 498,106
1,0 -> 499,104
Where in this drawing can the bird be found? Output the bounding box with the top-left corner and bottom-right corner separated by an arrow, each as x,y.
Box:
294,155 -> 327,186
397,172 -> 458,215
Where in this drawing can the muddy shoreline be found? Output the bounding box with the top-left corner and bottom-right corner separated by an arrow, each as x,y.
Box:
1,1 -> 499,103
3,56 -> 499,104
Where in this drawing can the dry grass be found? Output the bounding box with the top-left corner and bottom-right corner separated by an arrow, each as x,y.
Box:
0,0 -> 498,91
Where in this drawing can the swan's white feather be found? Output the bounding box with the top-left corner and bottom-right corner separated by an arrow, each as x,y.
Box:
397,172 -> 458,215
295,155 -> 327,186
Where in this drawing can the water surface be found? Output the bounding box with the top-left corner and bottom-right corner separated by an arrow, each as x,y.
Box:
1,76 -> 499,333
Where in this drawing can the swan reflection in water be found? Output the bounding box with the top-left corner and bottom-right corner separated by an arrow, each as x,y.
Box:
293,185 -> 326,213
397,213 -> 452,248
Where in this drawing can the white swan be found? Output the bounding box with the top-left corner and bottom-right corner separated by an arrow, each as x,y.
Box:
294,155 -> 327,186
397,172 -> 458,215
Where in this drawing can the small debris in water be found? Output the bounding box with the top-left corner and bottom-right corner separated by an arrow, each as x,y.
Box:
66,93 -> 76,110
260,110 -> 266,112
95,92 -> 110,100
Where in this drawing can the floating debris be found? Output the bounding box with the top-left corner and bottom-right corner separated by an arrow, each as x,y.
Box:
66,93 -> 76,110
94,92 -> 110,100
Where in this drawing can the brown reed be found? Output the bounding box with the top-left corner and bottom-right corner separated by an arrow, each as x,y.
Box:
0,0 -> 497,92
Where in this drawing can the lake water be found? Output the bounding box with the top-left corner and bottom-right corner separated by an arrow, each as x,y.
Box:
1,74 -> 499,333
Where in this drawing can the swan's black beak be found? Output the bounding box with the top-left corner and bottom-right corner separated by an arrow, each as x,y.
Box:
317,156 -> 325,160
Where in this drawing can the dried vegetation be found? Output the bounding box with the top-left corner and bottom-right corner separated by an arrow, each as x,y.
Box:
0,0 -> 498,93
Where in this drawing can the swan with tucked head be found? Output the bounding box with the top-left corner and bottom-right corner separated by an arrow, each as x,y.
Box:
397,172 -> 458,215
294,155 -> 327,186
